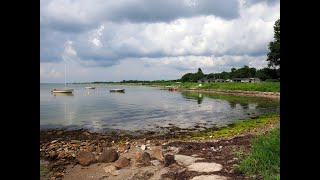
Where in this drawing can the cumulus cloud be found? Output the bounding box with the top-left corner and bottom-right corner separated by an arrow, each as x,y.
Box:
40,0 -> 279,82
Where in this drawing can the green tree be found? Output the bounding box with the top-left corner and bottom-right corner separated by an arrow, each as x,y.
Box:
197,68 -> 204,75
267,18 -> 280,68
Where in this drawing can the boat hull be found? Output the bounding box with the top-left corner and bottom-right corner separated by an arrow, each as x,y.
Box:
51,89 -> 74,93
110,89 -> 125,92
85,87 -> 96,89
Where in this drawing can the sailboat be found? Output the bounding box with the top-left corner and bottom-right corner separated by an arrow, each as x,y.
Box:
51,64 -> 74,94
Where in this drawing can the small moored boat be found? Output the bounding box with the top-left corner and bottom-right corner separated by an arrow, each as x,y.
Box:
85,86 -> 96,89
51,89 -> 74,93
110,89 -> 125,92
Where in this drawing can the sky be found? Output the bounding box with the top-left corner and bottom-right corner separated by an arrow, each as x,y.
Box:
40,0 -> 280,83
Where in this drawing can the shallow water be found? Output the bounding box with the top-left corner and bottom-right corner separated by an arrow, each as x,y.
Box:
40,83 -> 279,132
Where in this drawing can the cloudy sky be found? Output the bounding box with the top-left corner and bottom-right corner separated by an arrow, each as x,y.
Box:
40,0 -> 280,83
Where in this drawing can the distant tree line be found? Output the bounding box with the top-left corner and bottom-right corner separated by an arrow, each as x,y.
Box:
180,66 -> 280,82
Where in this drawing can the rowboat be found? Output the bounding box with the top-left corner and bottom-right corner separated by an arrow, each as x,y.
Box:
85,86 -> 96,89
110,89 -> 125,92
51,89 -> 74,93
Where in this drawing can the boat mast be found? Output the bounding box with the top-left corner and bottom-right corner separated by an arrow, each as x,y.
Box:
65,63 -> 66,88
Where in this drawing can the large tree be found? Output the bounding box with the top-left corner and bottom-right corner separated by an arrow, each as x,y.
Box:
266,18 -> 280,68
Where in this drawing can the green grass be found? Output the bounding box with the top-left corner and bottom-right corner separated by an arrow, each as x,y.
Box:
236,128 -> 280,180
120,81 -> 280,92
188,113 -> 280,140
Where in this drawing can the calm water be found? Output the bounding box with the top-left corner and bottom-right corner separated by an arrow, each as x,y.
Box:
40,83 -> 279,132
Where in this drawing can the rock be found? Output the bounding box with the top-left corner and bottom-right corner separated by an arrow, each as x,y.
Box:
57,152 -> 65,159
48,145 -> 55,151
187,162 -> 223,172
98,149 -> 119,163
134,152 -> 143,161
141,144 -> 147,150
104,165 -> 120,176
174,155 -> 198,166
71,140 -> 81,144
164,154 -> 175,167
56,131 -> 64,135
150,160 -> 161,166
150,146 -> 164,161
76,151 -> 96,166
191,175 -> 227,180
114,157 -> 130,169
82,131 -> 91,136
102,142 -> 111,148
96,146 -> 103,154
140,152 -> 151,165
49,151 -> 57,158
51,140 -> 58,144
118,145 -> 130,152
250,115 -> 258,119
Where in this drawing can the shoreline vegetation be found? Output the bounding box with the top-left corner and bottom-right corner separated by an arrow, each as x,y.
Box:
85,81 -> 280,93
40,113 -> 280,179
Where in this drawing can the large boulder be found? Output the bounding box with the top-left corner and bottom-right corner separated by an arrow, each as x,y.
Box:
76,151 -> 96,166
98,149 -> 119,163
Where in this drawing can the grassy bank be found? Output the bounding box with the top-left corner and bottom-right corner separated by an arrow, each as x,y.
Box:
236,128 -> 280,180
188,113 -> 280,140
116,81 -> 280,92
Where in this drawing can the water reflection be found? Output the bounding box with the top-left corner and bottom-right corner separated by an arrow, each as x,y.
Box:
181,92 -> 204,104
181,91 -> 279,110
52,93 -> 74,97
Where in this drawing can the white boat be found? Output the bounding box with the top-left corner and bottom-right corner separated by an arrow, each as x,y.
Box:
110,89 -> 125,92
51,64 -> 74,94
85,86 -> 96,89
51,89 -> 74,93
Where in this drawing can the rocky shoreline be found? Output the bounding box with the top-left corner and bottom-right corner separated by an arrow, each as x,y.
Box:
163,87 -> 280,99
40,117 -> 279,180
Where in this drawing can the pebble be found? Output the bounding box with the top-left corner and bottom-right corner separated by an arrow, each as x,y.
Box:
141,144 -> 147,150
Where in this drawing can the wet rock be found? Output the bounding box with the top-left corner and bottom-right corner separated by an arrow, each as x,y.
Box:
187,162 -> 223,172
174,154 -> 198,166
114,157 -> 130,169
164,154 -> 175,167
76,151 -> 96,166
150,146 -> 164,161
98,149 -> 119,163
